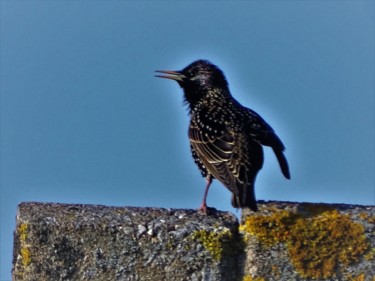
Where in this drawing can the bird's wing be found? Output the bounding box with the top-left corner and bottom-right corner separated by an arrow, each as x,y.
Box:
189,124 -> 260,198
245,108 -> 291,179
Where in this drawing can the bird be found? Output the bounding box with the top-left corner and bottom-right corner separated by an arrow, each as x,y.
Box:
155,60 -> 290,213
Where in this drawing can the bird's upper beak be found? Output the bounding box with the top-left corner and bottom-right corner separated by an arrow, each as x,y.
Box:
155,70 -> 186,82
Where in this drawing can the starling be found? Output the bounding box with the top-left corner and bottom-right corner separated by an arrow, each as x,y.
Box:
156,60 -> 290,212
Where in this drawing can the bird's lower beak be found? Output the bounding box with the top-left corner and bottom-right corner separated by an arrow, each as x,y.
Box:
155,70 -> 185,82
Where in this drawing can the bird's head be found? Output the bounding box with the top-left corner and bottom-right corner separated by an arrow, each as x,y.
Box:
156,60 -> 230,107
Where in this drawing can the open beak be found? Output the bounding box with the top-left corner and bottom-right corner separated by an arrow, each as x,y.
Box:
155,70 -> 185,82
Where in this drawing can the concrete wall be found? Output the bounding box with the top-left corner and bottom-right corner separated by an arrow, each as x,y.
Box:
12,201 -> 374,281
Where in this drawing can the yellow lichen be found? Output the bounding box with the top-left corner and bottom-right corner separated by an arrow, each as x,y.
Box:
241,209 -> 370,279
18,223 -> 31,266
240,210 -> 296,247
242,275 -> 265,281
19,223 -> 28,241
271,264 -> 281,279
191,228 -> 241,261
349,273 -> 365,281
359,213 -> 375,224
298,203 -> 337,217
20,248 -> 31,266
367,248 -> 375,261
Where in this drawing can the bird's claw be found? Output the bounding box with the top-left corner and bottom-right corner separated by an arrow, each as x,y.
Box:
198,204 -> 217,215
198,203 -> 208,214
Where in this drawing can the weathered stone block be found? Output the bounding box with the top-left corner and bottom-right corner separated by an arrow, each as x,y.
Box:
241,201 -> 375,281
12,201 -> 375,281
12,202 -> 241,281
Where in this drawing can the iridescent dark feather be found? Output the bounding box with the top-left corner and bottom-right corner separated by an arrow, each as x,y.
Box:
156,60 -> 290,212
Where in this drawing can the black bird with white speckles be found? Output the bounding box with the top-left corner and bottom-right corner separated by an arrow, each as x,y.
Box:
156,60 -> 290,213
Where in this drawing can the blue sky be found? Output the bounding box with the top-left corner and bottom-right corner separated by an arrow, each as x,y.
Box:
1,1 -> 374,279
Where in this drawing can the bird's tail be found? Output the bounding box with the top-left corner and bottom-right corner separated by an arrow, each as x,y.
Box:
273,148 -> 291,179
231,183 -> 258,212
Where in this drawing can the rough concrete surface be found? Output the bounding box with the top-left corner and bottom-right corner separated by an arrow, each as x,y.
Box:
241,201 -> 375,281
12,201 -> 375,281
12,202 -> 241,281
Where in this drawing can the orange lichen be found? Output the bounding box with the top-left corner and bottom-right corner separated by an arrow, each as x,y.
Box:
350,273 -> 365,281
241,208 -> 370,279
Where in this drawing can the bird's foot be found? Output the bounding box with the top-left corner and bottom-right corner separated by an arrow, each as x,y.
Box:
198,204 -> 217,215
198,203 -> 208,214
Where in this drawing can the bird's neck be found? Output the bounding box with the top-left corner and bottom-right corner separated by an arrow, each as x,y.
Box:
186,88 -> 234,114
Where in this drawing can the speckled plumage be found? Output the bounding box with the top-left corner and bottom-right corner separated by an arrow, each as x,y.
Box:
156,60 -> 290,212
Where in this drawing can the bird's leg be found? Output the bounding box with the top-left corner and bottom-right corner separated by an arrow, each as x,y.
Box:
198,175 -> 212,213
